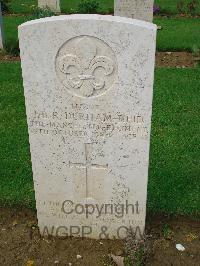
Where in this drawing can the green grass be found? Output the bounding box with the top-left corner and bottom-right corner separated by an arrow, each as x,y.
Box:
9,0 -> 36,14
1,0 -> 200,215
3,16 -> 27,49
0,63 -> 199,215
156,0 -> 200,15
3,16 -> 200,53
8,0 -> 200,15
154,18 -> 200,51
148,68 -> 200,215
0,63 -> 34,207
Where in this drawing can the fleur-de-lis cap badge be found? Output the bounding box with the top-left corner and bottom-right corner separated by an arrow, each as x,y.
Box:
57,36 -> 115,97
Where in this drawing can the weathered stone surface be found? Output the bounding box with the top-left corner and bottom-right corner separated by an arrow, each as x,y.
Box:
19,15 -> 156,239
38,0 -> 60,12
0,3 -> 3,49
114,0 -> 154,22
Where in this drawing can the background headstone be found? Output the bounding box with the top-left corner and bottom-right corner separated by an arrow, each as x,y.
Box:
19,15 -> 156,239
114,0 -> 154,22
38,0 -> 60,12
0,2 -> 4,49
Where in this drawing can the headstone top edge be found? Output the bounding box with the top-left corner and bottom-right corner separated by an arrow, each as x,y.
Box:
18,14 -> 157,31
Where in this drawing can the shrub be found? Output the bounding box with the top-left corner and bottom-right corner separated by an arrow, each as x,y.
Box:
187,0 -> 198,15
177,0 -> 198,15
177,0 -> 185,13
5,38 -> 20,56
0,0 -> 11,13
30,6 -> 56,19
153,5 -> 160,15
78,0 -> 99,14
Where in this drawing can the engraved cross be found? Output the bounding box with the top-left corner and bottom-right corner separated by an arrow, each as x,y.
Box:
69,143 -> 108,199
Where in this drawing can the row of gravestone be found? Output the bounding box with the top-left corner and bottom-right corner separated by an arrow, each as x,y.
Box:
18,0 -> 156,239
0,1 -> 154,49
39,0 -> 154,22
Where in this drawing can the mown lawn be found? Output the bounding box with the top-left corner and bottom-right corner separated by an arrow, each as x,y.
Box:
154,17 -> 200,51
149,67 -> 200,215
3,15 -> 200,52
156,0 -> 200,15
0,63 -> 199,215
0,63 -> 34,207
3,16 -> 27,52
9,0 -> 36,14
8,0 -> 200,15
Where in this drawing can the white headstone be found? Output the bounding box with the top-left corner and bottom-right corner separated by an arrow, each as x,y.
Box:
114,0 -> 154,22
38,0 -> 60,12
0,3 -> 4,49
19,15 -> 156,239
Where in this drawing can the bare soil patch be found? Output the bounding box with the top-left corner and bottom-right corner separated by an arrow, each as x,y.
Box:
156,51 -> 195,68
146,214 -> 200,266
0,54 -> 20,61
0,207 -> 199,266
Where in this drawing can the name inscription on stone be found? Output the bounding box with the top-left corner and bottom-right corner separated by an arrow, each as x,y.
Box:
29,106 -> 148,141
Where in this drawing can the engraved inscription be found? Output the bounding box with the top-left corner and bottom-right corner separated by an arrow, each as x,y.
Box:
29,108 -> 148,141
115,0 -> 153,22
56,36 -> 117,97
